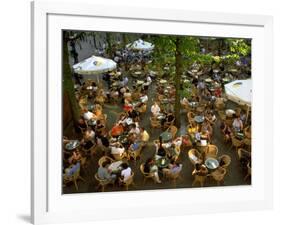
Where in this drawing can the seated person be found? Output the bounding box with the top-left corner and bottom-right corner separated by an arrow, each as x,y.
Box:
180,97 -> 189,107
110,142 -> 125,156
162,159 -> 183,175
80,138 -> 94,150
143,158 -> 161,183
151,101 -> 161,117
127,108 -> 139,121
68,149 -> 82,164
139,127 -> 150,143
232,115 -> 243,132
78,117 -> 88,130
129,141 -> 141,152
156,144 -> 167,159
83,108 -> 94,121
140,93 -> 148,103
220,121 -> 232,141
172,136 -> 182,160
64,160 -> 80,180
123,89 -> 132,101
129,123 -> 140,135
110,123 -> 124,137
136,102 -> 147,113
84,127 -> 95,141
120,163 -> 132,183
97,161 -> 116,183
192,163 -> 208,176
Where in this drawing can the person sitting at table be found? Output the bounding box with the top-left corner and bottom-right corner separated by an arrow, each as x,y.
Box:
84,126 -> 95,141
151,101 -> 161,117
162,159 -> 183,176
83,108 -> 94,121
77,117 -> 88,131
140,93 -> 148,103
232,115 -> 244,132
144,158 -> 162,184
205,110 -> 216,125
180,97 -> 189,108
68,149 -> 82,164
136,102 -> 147,114
127,108 -> 139,122
172,136 -> 182,160
201,121 -> 212,141
123,89 -> 132,101
97,161 -> 116,183
192,163 -> 208,177
129,123 -> 140,136
220,121 -> 232,142
64,160 -> 81,180
156,143 -> 167,159
110,142 -> 126,157
139,127 -> 150,144
80,137 -> 94,151
129,140 -> 141,152
95,120 -> 106,136
119,163 -> 132,183
110,122 -> 124,137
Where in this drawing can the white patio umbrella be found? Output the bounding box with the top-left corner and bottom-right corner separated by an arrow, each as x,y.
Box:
126,39 -> 154,51
224,79 -> 252,123
72,55 -> 117,75
224,79 -> 252,106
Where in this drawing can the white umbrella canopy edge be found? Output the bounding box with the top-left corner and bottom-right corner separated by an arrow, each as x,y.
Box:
72,55 -> 117,75
126,39 -> 154,51
224,79 -> 252,107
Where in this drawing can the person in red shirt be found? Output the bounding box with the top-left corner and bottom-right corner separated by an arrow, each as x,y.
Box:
110,123 -> 124,137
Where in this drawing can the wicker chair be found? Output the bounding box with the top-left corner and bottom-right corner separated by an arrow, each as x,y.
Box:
231,135 -> 244,151
192,166 -> 208,187
94,173 -> 111,192
150,116 -> 161,128
128,144 -> 142,162
210,167 -> 227,185
187,112 -> 195,124
218,154 -> 231,169
140,163 -> 156,184
163,166 -> 183,187
188,149 -> 203,165
98,156 -> 114,167
204,144 -> 218,159
63,168 -> 85,191
112,152 -> 127,161
166,125 -> 178,139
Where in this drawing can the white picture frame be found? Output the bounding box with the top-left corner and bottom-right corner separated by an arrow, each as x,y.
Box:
31,1 -> 273,224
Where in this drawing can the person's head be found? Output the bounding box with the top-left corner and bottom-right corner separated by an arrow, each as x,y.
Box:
195,163 -> 201,171
101,161 -> 109,168
131,123 -> 136,129
140,127 -> 144,132
122,163 -> 129,169
146,157 -> 154,164
96,120 -> 100,125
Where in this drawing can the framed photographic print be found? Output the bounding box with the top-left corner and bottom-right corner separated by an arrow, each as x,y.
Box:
31,1 -> 273,224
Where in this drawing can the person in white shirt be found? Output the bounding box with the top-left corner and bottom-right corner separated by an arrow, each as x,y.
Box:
151,102 -> 161,117
83,109 -> 94,121
146,75 -> 152,85
110,143 -> 125,156
120,163 -> 132,182
140,94 -> 148,103
129,123 -> 140,135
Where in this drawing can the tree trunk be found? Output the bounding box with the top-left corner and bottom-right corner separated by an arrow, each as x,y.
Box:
63,33 -> 80,125
174,38 -> 182,128
106,33 -> 112,58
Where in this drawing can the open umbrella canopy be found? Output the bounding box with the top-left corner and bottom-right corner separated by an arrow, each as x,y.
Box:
72,55 -> 117,75
126,39 -> 154,51
224,79 -> 252,106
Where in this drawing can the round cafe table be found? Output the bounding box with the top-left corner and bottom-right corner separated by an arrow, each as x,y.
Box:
205,157 -> 219,171
160,131 -> 172,142
194,115 -> 205,124
65,140 -> 80,151
156,157 -> 170,169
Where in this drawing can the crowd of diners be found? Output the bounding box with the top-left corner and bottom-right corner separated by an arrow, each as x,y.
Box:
63,56 -> 252,192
